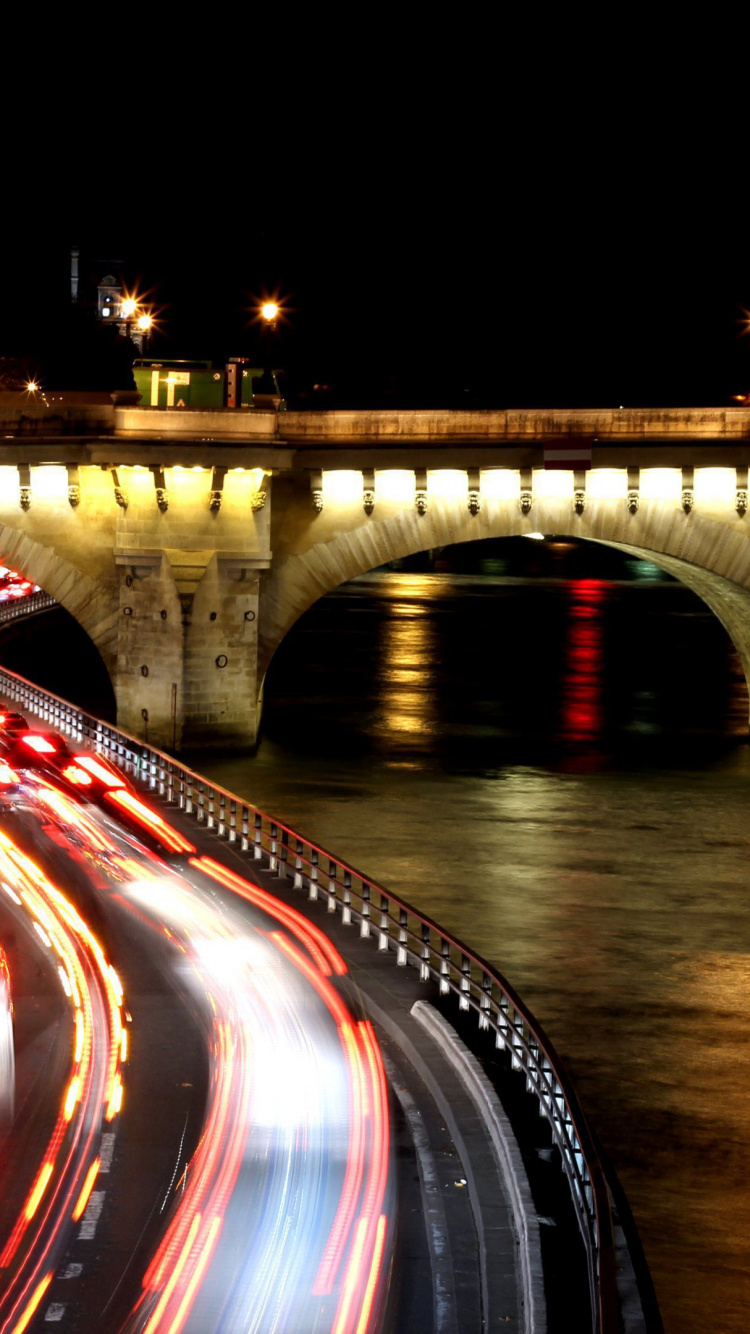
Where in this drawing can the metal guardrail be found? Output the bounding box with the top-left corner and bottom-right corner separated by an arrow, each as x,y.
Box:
0,664 -> 619,1334
0,592 -> 57,625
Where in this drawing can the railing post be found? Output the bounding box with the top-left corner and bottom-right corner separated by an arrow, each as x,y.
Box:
439,937 -> 451,994
459,953 -> 471,1010
360,882 -> 371,938
342,870 -> 352,925
240,805 -> 249,851
497,995 -> 509,1049
327,860 -> 338,913
511,1010 -> 525,1070
480,971 -> 492,1030
396,907 -> 409,965
309,848 -> 319,900
276,825 -> 288,873
420,923 -> 431,982
294,840 -> 304,889
253,812 -> 263,860
269,822 -> 278,872
378,894 -> 390,951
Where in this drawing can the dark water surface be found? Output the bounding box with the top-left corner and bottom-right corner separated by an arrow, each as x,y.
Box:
195,567 -> 750,1334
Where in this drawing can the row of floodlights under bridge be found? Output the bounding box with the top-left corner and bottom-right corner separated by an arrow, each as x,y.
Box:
2,464 -> 750,518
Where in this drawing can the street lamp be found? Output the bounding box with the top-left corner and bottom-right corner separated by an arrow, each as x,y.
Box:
261,301 -> 279,326
118,295 -> 154,353
136,313 -> 153,354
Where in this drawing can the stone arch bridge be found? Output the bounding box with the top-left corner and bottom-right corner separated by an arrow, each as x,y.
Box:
1,400 -> 750,748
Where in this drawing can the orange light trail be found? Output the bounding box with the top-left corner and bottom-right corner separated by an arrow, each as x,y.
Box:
71,1160 -> 100,1222
189,855 -> 348,977
0,826 -> 127,1331
104,790 -> 197,854
23,1165 -> 54,1222
73,755 -> 126,787
9,1273 -> 52,1334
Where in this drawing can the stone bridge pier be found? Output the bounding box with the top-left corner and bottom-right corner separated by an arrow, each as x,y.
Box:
0,456 -> 277,751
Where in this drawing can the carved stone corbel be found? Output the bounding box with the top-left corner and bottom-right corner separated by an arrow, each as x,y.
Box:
363,489 -> 375,515
627,491 -> 639,514
519,466 -> 532,514
310,469 -> 323,513
415,468 -> 428,515
18,464 -> 31,511
467,467 -> 480,515
363,468 -> 375,515
67,464 -> 80,507
151,466 -> 169,513
573,469 -> 586,515
468,491 -> 480,515
736,466 -> 748,516
682,467 -> 694,514
250,489 -> 266,513
627,465 -> 640,515
209,465 -> 226,512
110,468 -> 128,510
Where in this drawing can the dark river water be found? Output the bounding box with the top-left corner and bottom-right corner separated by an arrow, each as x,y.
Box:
193,549 -> 750,1334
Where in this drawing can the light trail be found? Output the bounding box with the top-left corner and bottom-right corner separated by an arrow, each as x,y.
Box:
0,828 -> 127,1334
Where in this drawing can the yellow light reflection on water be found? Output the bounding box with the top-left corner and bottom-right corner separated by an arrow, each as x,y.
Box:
375,579 -> 438,755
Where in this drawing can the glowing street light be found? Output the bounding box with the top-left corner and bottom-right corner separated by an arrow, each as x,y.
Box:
136,313 -> 153,333
261,301 -> 279,324
120,297 -> 138,319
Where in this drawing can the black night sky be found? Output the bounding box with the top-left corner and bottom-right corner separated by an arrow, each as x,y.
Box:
3,50 -> 747,411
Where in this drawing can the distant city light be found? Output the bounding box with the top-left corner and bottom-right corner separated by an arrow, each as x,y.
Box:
261,302 -> 279,322
25,381 -> 39,393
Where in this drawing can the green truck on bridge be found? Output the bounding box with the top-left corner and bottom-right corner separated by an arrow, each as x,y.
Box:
132,358 -> 285,410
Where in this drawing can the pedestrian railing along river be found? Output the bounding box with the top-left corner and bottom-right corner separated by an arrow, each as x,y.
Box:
0,592 -> 57,625
0,665 -> 619,1334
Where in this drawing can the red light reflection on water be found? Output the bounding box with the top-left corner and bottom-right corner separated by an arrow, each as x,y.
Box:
561,579 -> 608,742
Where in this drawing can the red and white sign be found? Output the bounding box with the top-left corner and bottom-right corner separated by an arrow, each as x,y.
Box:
543,440 -> 593,471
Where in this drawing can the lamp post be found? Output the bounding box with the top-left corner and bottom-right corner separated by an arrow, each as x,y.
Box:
136,313 -> 153,355
120,296 -> 138,344
118,297 -> 154,355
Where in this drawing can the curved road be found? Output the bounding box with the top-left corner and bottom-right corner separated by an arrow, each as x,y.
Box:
0,768 -> 394,1334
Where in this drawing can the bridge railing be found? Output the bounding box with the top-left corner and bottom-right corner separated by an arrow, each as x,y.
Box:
0,592 -> 57,626
0,664 -> 618,1334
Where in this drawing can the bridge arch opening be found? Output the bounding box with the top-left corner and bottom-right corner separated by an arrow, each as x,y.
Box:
0,600 -> 116,720
260,495 -> 750,739
261,535 -> 747,767
0,526 -> 118,719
